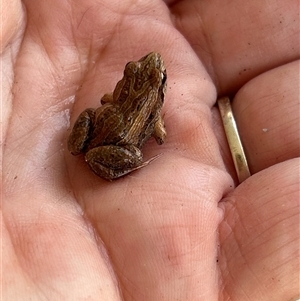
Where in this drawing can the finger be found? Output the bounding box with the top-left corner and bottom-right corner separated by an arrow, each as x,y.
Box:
1,0 -> 24,138
1,0 -> 24,52
233,60 -> 300,174
170,0 -> 299,94
218,159 -> 299,300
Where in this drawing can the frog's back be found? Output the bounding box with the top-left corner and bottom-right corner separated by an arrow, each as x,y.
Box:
88,51 -> 165,150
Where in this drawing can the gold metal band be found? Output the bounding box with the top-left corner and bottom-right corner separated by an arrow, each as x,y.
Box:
218,96 -> 251,183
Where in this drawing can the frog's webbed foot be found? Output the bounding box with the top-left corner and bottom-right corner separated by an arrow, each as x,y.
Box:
68,108 -> 95,155
85,145 -> 158,180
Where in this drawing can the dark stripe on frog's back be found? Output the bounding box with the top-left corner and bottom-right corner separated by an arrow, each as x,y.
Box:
116,78 -> 162,148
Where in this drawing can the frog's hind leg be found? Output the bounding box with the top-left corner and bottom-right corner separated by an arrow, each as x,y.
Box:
67,109 -> 96,155
85,145 -> 158,180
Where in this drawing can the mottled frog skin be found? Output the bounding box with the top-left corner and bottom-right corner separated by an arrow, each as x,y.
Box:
67,52 -> 167,180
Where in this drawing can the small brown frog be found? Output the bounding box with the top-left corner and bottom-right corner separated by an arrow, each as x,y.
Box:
67,52 -> 167,180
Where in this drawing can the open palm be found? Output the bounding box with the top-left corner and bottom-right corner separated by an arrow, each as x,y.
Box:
3,0 -> 299,300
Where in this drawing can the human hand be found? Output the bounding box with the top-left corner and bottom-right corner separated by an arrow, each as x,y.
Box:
3,0 -> 299,300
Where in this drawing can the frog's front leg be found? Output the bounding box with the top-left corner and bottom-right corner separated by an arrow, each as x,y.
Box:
85,145 -> 151,180
68,108 -> 95,155
153,115 -> 167,145
100,93 -> 113,105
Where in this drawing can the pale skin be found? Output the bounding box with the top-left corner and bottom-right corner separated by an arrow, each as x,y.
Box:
2,0 -> 299,300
